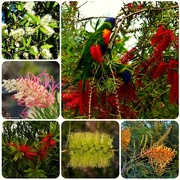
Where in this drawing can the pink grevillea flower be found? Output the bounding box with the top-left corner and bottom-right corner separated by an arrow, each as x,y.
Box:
2,71 -> 59,114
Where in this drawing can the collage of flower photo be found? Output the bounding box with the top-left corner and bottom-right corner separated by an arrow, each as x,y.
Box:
1,0 -> 179,179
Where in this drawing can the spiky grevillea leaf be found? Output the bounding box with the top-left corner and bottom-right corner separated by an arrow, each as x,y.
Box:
68,132 -> 114,168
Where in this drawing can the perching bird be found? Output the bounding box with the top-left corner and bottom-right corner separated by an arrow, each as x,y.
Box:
112,63 -> 131,84
74,17 -> 116,91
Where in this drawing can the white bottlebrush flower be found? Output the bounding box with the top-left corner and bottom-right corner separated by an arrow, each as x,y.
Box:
41,48 -> 52,59
25,27 -> 35,35
41,14 -> 52,25
43,25 -> 55,36
3,29 -> 8,35
23,52 -> 29,59
2,79 -> 18,92
24,1 -> 35,12
15,42 -> 20,47
31,46 -> 39,54
10,28 -> 25,39
2,23 -> 7,29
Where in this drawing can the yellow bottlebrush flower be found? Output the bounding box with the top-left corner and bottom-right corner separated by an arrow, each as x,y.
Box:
121,127 -> 131,152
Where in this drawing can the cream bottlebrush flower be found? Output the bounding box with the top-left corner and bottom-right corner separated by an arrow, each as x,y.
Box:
2,23 -> 7,29
24,1 -> 35,12
25,27 -> 35,35
2,71 -> 59,113
10,28 -> 25,40
41,48 -> 52,59
41,14 -> 52,25
43,25 -> 55,36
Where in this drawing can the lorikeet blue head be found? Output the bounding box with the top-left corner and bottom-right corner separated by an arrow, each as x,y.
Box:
119,70 -> 131,84
104,17 -> 116,29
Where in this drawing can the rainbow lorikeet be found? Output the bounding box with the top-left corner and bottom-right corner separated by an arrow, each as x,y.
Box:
74,17 -> 116,91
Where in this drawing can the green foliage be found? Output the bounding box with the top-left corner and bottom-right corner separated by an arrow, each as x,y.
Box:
68,132 -> 114,168
2,1 -> 60,59
121,121 -> 178,178
2,121 -> 60,178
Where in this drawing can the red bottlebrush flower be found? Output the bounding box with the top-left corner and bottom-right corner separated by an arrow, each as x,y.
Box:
8,143 -> 37,160
62,92 -> 80,110
62,80 -> 97,116
102,29 -> 111,45
119,47 -> 137,65
41,133 -> 56,150
151,25 -> 174,54
90,44 -> 104,63
168,60 -> 178,84
117,82 -> 136,101
174,37 -> 179,50
38,148 -> 48,161
169,72 -> 178,106
167,60 -> 178,106
19,144 -> 37,159
106,96 -> 138,118
150,62 -> 167,79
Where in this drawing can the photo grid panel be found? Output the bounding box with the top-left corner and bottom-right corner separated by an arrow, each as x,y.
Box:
1,0 -> 179,179
1,1 -> 60,179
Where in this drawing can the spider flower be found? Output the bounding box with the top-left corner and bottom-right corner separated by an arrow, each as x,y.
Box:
2,71 -> 59,113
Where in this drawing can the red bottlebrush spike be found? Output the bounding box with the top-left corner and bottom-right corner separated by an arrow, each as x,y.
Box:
90,44 -> 104,63
102,29 -> 111,45
168,60 -> 178,84
151,25 -> 174,54
119,47 -> 136,65
151,62 -> 167,79
41,133 -> 56,150
62,92 -> 79,102
38,148 -> 48,161
117,83 -> 136,101
169,72 -> 178,106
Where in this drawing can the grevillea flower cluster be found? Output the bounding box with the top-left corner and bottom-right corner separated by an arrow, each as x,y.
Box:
8,133 -> 57,161
141,145 -> 176,176
2,71 -> 59,114
121,127 -> 131,152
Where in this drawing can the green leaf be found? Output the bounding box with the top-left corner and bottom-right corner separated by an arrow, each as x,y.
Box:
12,13 -> 17,22
40,27 -> 47,35
27,36 -> 32,47
41,44 -> 53,49
17,2 -> 24,11
53,2 -> 59,7
22,37 -> 26,47
29,47 -> 38,56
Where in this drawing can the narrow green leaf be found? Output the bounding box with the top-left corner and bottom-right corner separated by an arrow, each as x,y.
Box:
12,13 -> 17,22
27,36 -> 32,47
41,44 -> 53,49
